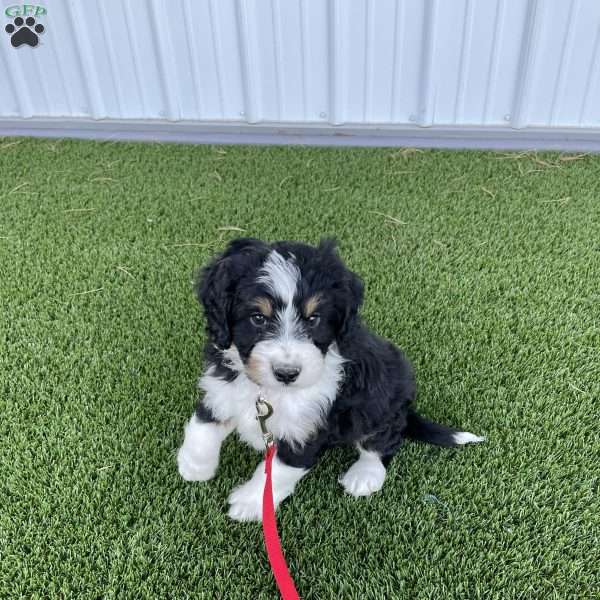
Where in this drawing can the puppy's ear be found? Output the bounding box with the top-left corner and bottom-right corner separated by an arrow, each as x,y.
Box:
318,238 -> 364,340
338,270 -> 364,339
197,238 -> 269,348
317,237 -> 338,254
197,256 -> 235,349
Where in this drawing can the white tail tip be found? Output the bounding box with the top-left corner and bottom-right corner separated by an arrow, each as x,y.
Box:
452,431 -> 486,445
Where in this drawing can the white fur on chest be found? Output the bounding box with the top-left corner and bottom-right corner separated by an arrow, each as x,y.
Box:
200,347 -> 344,451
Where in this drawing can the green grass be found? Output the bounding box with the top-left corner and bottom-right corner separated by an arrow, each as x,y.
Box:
1,138 -> 599,599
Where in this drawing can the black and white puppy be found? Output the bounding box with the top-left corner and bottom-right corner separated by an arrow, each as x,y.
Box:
177,238 -> 484,521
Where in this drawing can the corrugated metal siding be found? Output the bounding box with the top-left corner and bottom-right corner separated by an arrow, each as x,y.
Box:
2,0 -> 600,131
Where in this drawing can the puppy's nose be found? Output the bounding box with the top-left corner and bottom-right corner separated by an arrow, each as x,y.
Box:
272,364 -> 301,384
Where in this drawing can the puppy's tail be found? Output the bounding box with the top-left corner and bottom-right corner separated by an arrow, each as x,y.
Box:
405,410 -> 485,447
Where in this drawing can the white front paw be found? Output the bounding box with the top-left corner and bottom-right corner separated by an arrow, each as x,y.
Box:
227,480 -> 263,522
339,461 -> 386,497
177,446 -> 217,482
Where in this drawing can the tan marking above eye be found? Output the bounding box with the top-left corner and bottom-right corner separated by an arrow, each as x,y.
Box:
251,296 -> 273,317
304,294 -> 322,318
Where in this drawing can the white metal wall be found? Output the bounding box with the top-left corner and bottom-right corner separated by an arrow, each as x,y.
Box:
2,0 -> 600,144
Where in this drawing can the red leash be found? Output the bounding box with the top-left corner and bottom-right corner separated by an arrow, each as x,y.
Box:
263,445 -> 300,600
256,394 -> 301,600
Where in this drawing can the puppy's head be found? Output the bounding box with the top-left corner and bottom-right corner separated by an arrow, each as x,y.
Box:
197,238 -> 363,390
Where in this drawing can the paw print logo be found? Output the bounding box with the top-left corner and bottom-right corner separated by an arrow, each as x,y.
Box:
5,16 -> 44,48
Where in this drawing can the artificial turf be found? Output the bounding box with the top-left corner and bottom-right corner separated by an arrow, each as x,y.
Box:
1,138 -> 599,599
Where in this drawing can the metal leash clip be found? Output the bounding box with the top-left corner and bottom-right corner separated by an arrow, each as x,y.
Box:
255,392 -> 274,448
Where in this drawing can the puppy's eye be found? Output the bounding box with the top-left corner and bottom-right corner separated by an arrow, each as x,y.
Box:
306,314 -> 320,327
250,313 -> 267,326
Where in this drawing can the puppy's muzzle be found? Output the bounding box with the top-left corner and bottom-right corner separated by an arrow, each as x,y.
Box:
272,364 -> 301,385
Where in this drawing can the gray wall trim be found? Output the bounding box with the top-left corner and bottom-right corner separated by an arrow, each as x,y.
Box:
1,119 -> 600,152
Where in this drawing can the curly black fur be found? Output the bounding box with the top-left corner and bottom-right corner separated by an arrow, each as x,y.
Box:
195,238 -> 477,470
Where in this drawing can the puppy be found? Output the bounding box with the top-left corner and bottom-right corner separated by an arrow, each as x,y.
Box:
177,238 -> 484,521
